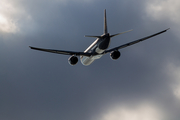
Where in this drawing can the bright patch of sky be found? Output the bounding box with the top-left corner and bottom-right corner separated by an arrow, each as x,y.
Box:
166,62 -> 180,100
0,0 -> 35,34
0,0 -> 19,33
97,102 -> 164,120
146,0 -> 180,22
145,0 -> 180,36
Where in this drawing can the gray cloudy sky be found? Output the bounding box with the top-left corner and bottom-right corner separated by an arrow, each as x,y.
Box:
1,0 -> 180,120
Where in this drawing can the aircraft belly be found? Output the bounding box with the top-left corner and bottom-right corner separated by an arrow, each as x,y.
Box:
95,47 -> 104,53
80,54 -> 103,66
80,56 -> 95,66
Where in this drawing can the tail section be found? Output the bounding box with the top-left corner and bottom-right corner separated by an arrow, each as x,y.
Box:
104,9 -> 108,34
85,9 -> 108,38
85,9 -> 132,38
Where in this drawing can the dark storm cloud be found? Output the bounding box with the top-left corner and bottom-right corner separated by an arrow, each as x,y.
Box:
1,0 -> 180,120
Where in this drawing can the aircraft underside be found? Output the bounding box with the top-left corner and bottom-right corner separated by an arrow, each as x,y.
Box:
80,54 -> 104,66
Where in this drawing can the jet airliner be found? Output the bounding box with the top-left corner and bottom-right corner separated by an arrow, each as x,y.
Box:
30,9 -> 169,66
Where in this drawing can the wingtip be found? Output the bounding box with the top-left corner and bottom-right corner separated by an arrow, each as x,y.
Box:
29,46 -> 34,49
166,28 -> 170,31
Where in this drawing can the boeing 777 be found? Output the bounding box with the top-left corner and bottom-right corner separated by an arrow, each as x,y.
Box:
30,9 -> 169,66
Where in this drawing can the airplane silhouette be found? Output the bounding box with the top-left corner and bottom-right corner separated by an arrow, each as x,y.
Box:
30,9 -> 169,66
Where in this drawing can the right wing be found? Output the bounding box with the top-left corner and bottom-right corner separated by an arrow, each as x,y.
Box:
104,28 -> 170,54
29,46 -> 92,57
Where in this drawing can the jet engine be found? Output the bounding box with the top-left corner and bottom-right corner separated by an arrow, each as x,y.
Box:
110,50 -> 121,60
68,55 -> 78,65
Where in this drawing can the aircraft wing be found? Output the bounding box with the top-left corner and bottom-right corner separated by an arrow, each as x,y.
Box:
29,46 -> 92,57
104,28 -> 170,54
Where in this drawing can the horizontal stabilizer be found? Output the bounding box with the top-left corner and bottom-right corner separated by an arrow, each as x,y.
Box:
84,35 -> 101,38
110,29 -> 133,38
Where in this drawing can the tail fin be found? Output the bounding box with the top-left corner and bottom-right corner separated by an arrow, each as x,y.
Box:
104,9 -> 108,34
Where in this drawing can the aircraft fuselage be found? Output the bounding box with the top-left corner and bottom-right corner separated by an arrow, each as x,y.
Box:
80,33 -> 111,66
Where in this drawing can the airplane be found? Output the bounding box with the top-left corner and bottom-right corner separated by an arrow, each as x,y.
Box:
29,9 -> 169,66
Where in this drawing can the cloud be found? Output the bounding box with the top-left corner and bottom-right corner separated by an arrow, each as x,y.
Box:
0,0 -> 35,34
145,0 -> 180,22
166,61 -> 180,100
0,0 -> 19,33
0,14 -> 18,33
145,0 -> 180,36
97,102 -> 164,120
146,0 -> 180,101
0,0 -> 179,120
0,0 -> 96,35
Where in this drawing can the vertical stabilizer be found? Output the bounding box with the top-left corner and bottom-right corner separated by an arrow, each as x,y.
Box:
104,9 -> 108,34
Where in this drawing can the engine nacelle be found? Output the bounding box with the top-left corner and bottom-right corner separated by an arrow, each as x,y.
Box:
110,50 -> 121,60
68,56 -> 78,65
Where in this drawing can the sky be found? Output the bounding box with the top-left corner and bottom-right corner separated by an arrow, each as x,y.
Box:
0,0 -> 180,120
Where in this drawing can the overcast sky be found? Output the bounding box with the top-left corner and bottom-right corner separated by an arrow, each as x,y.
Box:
1,0 -> 180,120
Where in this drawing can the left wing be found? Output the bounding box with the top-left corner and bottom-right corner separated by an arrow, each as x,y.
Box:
29,46 -> 92,57
104,28 -> 170,54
